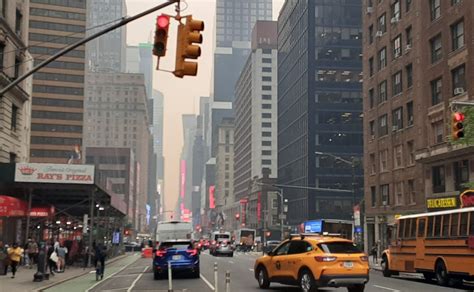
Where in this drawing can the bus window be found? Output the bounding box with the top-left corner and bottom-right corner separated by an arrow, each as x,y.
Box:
427,216 -> 434,237
470,212 -> 474,236
399,219 -> 405,239
410,219 -> 416,238
417,218 -> 426,238
451,213 -> 459,236
404,219 -> 410,238
442,215 -> 450,237
460,212 -> 469,236
434,216 -> 441,237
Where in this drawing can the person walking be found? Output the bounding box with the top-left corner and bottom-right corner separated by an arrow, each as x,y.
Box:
371,242 -> 379,264
94,244 -> 107,279
46,241 -> 57,276
56,243 -> 68,273
7,242 -> 23,278
26,238 -> 39,268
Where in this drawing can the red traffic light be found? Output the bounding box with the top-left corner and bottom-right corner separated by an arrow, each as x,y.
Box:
153,14 -> 170,57
157,15 -> 170,28
454,112 -> 465,122
235,213 -> 240,220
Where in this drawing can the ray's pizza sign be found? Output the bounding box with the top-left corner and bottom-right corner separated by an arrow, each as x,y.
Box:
15,163 -> 94,184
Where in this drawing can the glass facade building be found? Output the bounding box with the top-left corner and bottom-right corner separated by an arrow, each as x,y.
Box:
278,0 -> 364,225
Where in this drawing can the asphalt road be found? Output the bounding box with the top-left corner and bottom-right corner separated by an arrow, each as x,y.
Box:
45,251 -> 474,292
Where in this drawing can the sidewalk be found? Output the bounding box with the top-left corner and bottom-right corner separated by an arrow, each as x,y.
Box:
369,255 -> 382,271
0,254 -> 128,292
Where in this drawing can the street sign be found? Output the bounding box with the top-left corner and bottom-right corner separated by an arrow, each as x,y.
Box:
278,214 -> 286,220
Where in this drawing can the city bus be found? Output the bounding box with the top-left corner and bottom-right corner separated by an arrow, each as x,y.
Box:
381,206 -> 474,286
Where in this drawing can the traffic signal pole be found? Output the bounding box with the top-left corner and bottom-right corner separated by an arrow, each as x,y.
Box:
0,0 -> 179,97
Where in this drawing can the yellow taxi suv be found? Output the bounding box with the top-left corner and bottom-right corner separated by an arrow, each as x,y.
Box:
254,234 -> 369,292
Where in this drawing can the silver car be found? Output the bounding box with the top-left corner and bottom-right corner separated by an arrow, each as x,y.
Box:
213,240 -> 234,257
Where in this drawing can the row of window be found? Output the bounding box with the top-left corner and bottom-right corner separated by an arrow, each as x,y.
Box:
32,110 -> 82,121
29,46 -> 85,58
369,180 -> 416,208
369,141 -> 415,176
30,8 -> 85,21
31,124 -> 82,133
432,160 -> 469,193
31,0 -> 86,9
32,97 -> 83,108
369,101 -> 413,139
29,33 -> 82,45
368,65 -> 412,107
31,136 -> 82,145
35,59 -> 84,71
30,21 -> 84,33
34,72 -> 84,83
30,149 -> 78,158
33,85 -> 84,96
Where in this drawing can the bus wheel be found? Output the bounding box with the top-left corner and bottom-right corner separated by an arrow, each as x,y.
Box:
381,255 -> 392,277
422,272 -> 434,282
435,260 -> 449,286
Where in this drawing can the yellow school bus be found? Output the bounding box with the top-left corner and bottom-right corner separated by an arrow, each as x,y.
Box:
381,206 -> 474,286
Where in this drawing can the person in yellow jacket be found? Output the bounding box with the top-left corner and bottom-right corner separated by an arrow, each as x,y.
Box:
7,242 -> 23,278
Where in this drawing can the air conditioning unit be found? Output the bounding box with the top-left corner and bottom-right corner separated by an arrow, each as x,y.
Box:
391,17 -> 400,24
454,87 -> 465,95
367,7 -> 374,14
382,200 -> 387,206
375,31 -> 383,37
405,44 -> 412,51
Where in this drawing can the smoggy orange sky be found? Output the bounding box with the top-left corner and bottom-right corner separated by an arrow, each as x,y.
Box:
126,0 -> 284,214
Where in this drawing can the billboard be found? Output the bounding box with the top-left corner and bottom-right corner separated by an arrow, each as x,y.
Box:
304,220 -> 323,233
15,163 -> 94,184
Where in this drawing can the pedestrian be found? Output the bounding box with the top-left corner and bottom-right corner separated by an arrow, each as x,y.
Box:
26,238 -> 39,268
7,242 -> 23,278
94,243 -> 107,278
56,243 -> 68,272
46,241 -> 57,276
371,242 -> 379,264
0,241 -> 8,275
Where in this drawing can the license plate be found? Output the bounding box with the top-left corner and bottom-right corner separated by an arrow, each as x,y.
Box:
172,255 -> 182,260
343,261 -> 353,269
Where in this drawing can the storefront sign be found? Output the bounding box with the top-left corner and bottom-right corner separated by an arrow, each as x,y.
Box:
460,190 -> 474,208
15,163 -> 94,184
427,197 -> 458,210
0,196 -> 26,216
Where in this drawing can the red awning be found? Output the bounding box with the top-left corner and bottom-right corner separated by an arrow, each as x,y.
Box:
0,195 -> 54,217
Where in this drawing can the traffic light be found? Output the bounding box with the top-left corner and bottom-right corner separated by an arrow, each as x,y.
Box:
153,14 -> 170,57
174,15 -> 204,78
452,111 -> 465,140
235,213 -> 240,220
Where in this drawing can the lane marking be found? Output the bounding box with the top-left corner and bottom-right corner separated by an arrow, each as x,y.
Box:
200,273 -> 215,291
126,266 -> 149,292
249,268 -> 254,272
85,255 -> 139,292
229,261 -> 234,264
373,285 -> 401,292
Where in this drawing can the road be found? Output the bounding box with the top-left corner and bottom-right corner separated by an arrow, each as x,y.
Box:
45,251 -> 474,292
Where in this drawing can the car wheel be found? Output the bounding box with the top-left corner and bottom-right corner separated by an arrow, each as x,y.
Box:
347,284 -> 365,292
154,270 -> 162,280
423,272 -> 434,282
257,266 -> 270,289
435,260 -> 449,286
192,267 -> 200,279
299,269 -> 317,292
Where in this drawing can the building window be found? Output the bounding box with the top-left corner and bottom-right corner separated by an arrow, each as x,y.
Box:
378,47 -> 386,70
11,104 -> 18,131
369,120 -> 375,138
14,57 -> 20,79
262,104 -> 271,109
432,165 -> 445,193
371,186 -> 377,207
0,43 -> 4,69
453,160 -> 469,191
395,182 -> 404,206
391,0 -> 401,20
378,114 -> 388,136
15,9 -> 22,36
407,101 -> 414,126
369,88 -> 375,108
378,80 -> 387,103
262,76 -> 272,82
9,152 -> 17,163
431,78 -> 442,105
430,34 -> 442,63
370,153 -> 376,174
381,184 -> 389,206
452,64 -> 466,95
407,179 -> 415,204
405,26 -> 412,47
452,0 -> 461,5
262,58 -> 272,63
432,121 -> 444,144
262,150 -> 272,155
262,67 -> 271,72
378,14 -> 386,33
394,145 -> 403,169
369,57 -> 374,76
379,149 -> 388,172
392,35 -> 402,58
262,85 -> 272,91
262,160 -> 271,165
406,0 -> 412,11
369,25 -> 374,44
451,20 -> 464,51
262,132 -> 271,137
407,140 -> 415,166
406,64 -> 413,88
392,71 -> 402,96
392,107 -> 403,130
430,0 -> 441,21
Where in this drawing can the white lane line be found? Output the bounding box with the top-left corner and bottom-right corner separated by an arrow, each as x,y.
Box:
373,285 -> 401,292
200,273 -> 215,291
229,260 -> 234,264
85,255 -> 139,292
126,266 -> 148,292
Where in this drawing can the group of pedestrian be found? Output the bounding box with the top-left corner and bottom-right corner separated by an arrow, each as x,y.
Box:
46,239 -> 68,275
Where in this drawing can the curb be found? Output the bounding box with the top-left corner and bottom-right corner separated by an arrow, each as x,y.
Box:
34,254 -> 129,292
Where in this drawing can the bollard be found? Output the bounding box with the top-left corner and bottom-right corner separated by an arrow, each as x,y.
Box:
225,270 -> 230,292
214,262 -> 219,292
168,261 -> 173,292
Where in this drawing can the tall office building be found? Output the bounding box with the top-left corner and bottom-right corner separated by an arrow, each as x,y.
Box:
28,0 -> 87,163
234,21 -> 278,203
126,43 -> 153,98
152,90 -> 164,179
179,114 -> 197,221
0,0 -> 33,163
86,0 -> 127,72
362,0 -> 474,252
278,0 -> 364,226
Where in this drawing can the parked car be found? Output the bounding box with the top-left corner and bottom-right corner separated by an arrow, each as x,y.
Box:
153,240 -> 200,280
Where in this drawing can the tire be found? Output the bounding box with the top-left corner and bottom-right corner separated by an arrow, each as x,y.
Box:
381,255 -> 392,277
435,260 -> 449,286
192,267 -> 200,279
348,284 -> 365,292
256,266 -> 270,289
299,269 -> 317,292
154,270 -> 162,280
423,272 -> 434,281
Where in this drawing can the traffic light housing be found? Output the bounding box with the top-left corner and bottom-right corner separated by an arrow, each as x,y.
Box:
174,15 -> 204,78
452,111 -> 465,140
235,213 -> 240,220
153,14 -> 170,57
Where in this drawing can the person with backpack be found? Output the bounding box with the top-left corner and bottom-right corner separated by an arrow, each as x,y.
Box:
94,244 -> 107,279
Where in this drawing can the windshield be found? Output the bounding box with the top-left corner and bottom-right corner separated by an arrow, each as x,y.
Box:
159,241 -> 192,250
318,242 -> 361,254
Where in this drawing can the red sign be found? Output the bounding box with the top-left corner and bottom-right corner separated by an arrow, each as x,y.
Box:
460,190 -> 474,208
30,206 -> 54,217
209,186 -> 215,209
0,196 -> 27,216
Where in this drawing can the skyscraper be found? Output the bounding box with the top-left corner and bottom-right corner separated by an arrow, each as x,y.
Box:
28,0 -> 87,163
278,0 -> 364,225
86,0 -> 127,72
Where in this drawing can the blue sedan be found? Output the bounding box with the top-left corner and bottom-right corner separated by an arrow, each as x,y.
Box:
153,240 -> 200,279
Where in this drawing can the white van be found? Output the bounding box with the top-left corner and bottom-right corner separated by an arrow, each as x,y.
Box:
155,221 -> 193,243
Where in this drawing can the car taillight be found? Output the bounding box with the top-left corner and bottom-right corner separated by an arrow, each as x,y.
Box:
360,256 -> 368,262
315,256 -> 337,262
186,249 -> 198,256
155,250 -> 167,257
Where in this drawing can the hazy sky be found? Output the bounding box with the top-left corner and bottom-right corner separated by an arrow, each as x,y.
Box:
126,0 -> 284,213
